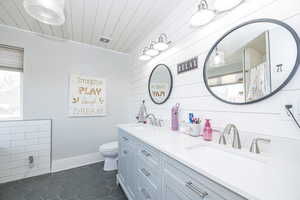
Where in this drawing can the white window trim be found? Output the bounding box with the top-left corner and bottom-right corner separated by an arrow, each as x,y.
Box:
0,45 -> 24,121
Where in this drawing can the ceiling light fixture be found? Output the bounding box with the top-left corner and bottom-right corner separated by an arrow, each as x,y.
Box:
190,0 -> 216,27
145,41 -> 159,57
139,48 -> 152,61
23,0 -> 65,26
214,0 -> 244,12
153,33 -> 170,51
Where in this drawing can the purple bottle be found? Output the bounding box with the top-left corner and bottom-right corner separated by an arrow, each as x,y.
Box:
171,103 -> 180,131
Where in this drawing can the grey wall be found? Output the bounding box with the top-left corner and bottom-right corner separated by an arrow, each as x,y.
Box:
0,25 -> 131,160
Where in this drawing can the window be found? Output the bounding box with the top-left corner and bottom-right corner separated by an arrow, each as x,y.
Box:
0,45 -> 24,120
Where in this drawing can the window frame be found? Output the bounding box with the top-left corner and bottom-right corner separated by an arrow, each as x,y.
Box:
0,45 -> 24,120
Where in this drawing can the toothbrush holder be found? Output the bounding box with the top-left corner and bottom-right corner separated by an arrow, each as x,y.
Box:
189,124 -> 202,137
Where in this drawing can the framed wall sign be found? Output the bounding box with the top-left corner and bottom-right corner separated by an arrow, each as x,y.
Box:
69,74 -> 106,117
177,57 -> 198,74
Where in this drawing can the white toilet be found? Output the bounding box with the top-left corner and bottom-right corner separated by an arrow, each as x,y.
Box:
99,141 -> 119,171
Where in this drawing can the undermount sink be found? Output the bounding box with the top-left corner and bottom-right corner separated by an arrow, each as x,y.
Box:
125,123 -> 147,130
186,143 -> 269,164
131,126 -> 145,130
126,123 -> 144,127
126,123 -> 162,130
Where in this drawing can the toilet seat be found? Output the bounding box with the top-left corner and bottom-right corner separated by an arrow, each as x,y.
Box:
99,141 -> 118,152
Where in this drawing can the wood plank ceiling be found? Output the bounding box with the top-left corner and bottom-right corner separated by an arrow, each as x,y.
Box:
0,0 -> 182,53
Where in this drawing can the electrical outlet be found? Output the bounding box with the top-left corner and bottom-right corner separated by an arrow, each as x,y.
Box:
28,155 -> 34,168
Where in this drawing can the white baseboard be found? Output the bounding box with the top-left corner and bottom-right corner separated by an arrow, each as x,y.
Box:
52,152 -> 104,173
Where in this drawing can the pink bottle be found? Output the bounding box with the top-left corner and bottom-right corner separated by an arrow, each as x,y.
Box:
171,103 -> 180,131
203,119 -> 212,141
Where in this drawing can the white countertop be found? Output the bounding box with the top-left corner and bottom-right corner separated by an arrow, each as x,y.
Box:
117,124 -> 300,200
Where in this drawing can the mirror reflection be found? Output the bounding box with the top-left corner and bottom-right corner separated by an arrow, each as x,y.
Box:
148,64 -> 173,104
205,20 -> 299,104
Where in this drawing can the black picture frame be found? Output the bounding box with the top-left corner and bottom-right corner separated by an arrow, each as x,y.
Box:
148,64 -> 173,105
203,18 -> 300,105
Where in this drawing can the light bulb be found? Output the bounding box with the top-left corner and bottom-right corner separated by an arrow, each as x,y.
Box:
153,42 -> 169,51
139,54 -> 151,61
190,9 -> 215,27
213,51 -> 225,66
214,0 -> 243,12
145,48 -> 159,56
153,34 -> 169,51
214,55 -> 222,65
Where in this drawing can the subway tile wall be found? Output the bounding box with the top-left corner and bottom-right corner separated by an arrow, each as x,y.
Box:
0,120 -> 51,184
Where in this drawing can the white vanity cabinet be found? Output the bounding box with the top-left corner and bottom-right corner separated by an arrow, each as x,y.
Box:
117,128 -> 247,200
118,128 -> 163,200
118,129 -> 138,200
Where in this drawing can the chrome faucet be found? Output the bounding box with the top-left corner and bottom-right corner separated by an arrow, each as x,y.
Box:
220,124 -> 242,149
249,138 -> 271,154
145,113 -> 164,127
145,113 -> 158,126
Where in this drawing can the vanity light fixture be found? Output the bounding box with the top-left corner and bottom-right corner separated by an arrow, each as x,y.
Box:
153,33 -> 170,51
214,0 -> 244,12
138,34 -> 171,61
139,48 -> 152,61
145,41 -> 160,57
23,0 -> 65,26
190,0 -> 216,27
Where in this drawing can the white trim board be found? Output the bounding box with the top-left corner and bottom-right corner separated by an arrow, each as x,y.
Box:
51,152 -> 103,173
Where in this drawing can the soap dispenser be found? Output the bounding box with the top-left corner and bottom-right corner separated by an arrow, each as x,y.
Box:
136,100 -> 147,123
203,119 -> 212,141
171,103 -> 180,131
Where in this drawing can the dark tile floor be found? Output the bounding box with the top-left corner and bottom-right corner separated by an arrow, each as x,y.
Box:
0,162 -> 127,200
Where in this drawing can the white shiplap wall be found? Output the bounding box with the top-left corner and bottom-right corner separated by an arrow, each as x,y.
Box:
0,120 -> 51,184
129,0 -> 300,142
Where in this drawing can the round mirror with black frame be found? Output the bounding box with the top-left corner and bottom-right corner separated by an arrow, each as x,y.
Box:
203,18 -> 300,105
148,64 -> 173,104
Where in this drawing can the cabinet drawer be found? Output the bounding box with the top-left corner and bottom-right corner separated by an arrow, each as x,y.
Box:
119,130 -> 131,143
137,172 -> 159,200
138,143 -> 160,167
165,163 -> 223,200
137,156 -> 161,191
164,173 -> 197,200
164,156 -> 247,200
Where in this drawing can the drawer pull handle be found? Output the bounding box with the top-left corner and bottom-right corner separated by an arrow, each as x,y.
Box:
141,168 -> 151,177
141,150 -> 151,157
123,150 -> 128,154
122,137 -> 128,141
185,181 -> 208,198
141,188 -> 151,199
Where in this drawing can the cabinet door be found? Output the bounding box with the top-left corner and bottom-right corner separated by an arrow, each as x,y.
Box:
136,171 -> 159,200
118,135 -> 129,184
126,141 -> 137,199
